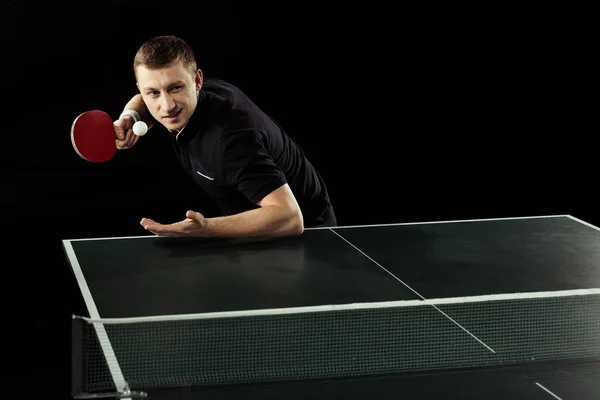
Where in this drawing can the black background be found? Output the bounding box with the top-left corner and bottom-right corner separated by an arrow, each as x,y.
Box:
1,1 -> 596,397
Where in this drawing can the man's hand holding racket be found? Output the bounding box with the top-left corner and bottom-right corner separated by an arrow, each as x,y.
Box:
71,109 -> 149,163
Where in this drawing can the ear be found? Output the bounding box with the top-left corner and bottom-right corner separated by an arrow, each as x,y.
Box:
195,69 -> 203,91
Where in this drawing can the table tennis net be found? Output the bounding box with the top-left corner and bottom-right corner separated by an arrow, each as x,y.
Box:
72,289 -> 600,396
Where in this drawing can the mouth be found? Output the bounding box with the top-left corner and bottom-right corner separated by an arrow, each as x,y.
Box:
163,109 -> 183,120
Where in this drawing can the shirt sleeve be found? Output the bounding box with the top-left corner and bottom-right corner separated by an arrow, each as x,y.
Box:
219,129 -> 288,205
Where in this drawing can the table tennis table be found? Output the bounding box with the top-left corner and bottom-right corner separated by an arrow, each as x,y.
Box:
64,214 -> 600,399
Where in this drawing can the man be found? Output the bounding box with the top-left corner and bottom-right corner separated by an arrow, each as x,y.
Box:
114,35 -> 336,238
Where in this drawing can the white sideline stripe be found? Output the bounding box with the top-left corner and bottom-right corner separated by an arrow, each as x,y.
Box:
61,214 -> 570,241
72,288 -> 600,324
309,214 -> 569,230
64,241 -> 128,394
566,214 -> 600,232
535,382 -> 563,400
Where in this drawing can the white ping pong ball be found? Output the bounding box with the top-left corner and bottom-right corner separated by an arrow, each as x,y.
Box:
133,121 -> 148,136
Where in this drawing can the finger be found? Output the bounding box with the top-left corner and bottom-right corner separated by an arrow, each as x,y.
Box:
115,118 -> 137,149
186,210 -> 205,222
115,121 -> 128,149
142,222 -> 162,235
113,118 -> 131,139
140,218 -> 180,236
118,130 -> 133,149
117,134 -> 139,150
140,217 -> 159,227
113,123 -> 125,140
121,127 -> 140,149
145,224 -> 183,236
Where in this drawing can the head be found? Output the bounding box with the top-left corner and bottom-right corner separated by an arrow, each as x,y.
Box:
134,36 -> 202,132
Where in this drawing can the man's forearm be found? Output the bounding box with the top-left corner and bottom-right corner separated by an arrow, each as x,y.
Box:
205,205 -> 304,238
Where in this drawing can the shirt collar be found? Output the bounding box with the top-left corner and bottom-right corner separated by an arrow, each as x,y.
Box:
172,90 -> 207,144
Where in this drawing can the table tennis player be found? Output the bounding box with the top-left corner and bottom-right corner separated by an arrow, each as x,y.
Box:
113,35 -> 336,238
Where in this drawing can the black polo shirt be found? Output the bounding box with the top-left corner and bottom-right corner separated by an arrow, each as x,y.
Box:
168,78 -> 336,228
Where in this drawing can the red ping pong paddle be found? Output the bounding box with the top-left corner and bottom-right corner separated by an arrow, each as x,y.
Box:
71,110 -> 117,162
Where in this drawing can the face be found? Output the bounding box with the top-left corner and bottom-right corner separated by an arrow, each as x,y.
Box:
136,59 -> 202,132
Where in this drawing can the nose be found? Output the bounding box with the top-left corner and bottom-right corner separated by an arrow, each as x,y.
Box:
160,94 -> 176,113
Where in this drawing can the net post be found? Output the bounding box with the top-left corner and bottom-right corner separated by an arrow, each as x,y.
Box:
71,315 -> 148,399
71,315 -> 87,398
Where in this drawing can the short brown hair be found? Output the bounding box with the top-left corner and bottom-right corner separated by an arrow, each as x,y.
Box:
133,35 -> 197,78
